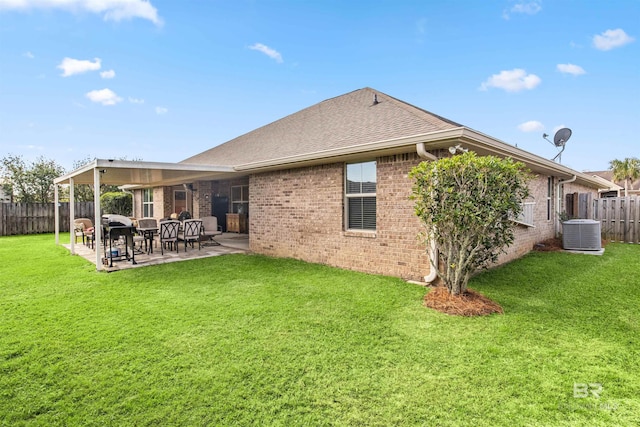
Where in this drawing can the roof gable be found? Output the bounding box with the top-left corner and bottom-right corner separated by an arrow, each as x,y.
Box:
181,87 -> 462,167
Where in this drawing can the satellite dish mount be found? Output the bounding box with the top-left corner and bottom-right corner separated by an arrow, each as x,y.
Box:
542,128 -> 572,163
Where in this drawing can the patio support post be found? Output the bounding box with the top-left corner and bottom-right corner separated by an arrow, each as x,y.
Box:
94,168 -> 103,271
70,177 -> 75,254
54,184 -> 60,245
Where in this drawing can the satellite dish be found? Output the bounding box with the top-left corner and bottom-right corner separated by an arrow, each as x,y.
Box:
542,127 -> 573,163
553,128 -> 572,147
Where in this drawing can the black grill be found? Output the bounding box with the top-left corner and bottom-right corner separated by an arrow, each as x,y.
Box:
101,215 -> 137,266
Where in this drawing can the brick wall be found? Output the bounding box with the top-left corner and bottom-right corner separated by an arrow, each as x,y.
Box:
497,175 -> 555,264
250,153 -> 430,281
496,176 -> 599,264
249,155 -> 600,281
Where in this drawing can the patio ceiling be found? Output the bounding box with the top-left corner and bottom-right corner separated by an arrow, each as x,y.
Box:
54,159 -> 241,187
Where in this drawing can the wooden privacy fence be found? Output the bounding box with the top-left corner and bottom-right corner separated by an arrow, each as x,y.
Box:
0,202 -> 95,236
593,196 -> 640,243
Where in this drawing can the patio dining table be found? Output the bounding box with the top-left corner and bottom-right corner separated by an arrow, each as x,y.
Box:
137,226 -> 159,254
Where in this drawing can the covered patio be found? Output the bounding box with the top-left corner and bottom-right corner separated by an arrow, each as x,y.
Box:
64,232 -> 249,272
54,159 -> 247,271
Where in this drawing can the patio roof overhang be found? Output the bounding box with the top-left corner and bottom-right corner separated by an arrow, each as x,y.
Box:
54,159 -> 240,272
54,159 -> 240,187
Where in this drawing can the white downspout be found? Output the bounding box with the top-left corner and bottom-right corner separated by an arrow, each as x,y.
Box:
555,175 -> 577,237
416,142 -> 437,161
416,143 -> 439,284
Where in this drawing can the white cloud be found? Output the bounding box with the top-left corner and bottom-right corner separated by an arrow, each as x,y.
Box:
503,1 -> 542,20
517,120 -> 544,132
480,68 -> 541,92
593,28 -> 635,51
85,88 -> 122,106
129,97 -> 145,104
155,106 -> 168,115
249,43 -> 283,63
557,63 -> 586,76
23,51 -> 34,59
0,0 -> 163,26
58,57 -> 101,77
100,69 -> 116,79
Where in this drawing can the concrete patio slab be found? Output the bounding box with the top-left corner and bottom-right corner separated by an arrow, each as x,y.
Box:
64,233 -> 249,272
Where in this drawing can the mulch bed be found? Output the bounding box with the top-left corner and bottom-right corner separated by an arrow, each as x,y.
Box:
424,286 -> 503,316
424,286 -> 503,317
533,237 -> 608,252
532,237 -> 563,251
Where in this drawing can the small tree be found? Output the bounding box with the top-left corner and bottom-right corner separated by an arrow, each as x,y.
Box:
101,192 -> 133,216
410,151 -> 531,295
0,154 -> 65,203
609,157 -> 640,197
70,157 -> 129,202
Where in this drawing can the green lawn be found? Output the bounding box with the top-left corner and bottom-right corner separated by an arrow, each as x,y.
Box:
1,234 -> 638,426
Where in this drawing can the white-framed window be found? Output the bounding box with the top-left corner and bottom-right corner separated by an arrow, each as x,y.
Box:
514,202 -> 535,227
143,189 -> 154,217
345,161 -> 376,230
231,185 -> 249,214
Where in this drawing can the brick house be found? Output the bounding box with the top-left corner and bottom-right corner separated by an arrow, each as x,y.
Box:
57,88 -> 616,277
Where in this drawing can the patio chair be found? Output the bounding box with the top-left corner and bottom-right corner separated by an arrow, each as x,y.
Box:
159,220 -> 180,255
137,218 -> 159,254
200,216 -> 222,246
73,218 -> 94,247
178,219 -> 202,251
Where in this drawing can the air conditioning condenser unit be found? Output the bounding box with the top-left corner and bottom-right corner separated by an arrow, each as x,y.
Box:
562,219 -> 602,251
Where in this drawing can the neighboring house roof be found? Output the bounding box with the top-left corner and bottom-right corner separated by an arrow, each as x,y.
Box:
586,170 -> 637,192
182,87 -> 461,168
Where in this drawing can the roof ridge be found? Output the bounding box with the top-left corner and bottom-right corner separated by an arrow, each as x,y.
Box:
370,88 -> 464,128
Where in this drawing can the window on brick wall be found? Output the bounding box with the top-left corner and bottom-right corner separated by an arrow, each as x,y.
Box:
231,185 -> 249,215
513,202 -> 535,227
143,188 -> 153,217
345,161 -> 376,230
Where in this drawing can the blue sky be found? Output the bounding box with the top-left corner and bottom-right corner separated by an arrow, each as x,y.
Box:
0,0 -> 638,173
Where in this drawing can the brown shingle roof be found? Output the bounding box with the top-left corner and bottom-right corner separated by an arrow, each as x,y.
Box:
181,87 -> 462,167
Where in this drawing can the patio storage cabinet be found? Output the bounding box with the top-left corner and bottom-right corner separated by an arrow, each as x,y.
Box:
226,213 -> 247,233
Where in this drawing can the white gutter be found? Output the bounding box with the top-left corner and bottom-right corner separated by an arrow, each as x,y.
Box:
233,126 -> 606,190
234,128 -> 464,171
416,143 -> 439,284
555,175 -> 577,237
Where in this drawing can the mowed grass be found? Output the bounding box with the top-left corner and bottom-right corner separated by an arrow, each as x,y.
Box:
0,234 -> 638,426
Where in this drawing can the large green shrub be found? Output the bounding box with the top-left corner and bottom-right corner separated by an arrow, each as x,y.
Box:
100,191 -> 132,216
410,151 -> 531,295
